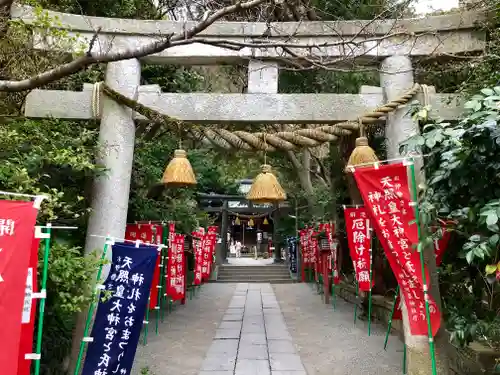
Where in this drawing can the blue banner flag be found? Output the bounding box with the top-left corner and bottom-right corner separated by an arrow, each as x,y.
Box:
287,237 -> 298,273
82,242 -> 158,375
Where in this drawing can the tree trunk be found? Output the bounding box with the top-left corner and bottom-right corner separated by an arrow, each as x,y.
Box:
286,149 -> 316,211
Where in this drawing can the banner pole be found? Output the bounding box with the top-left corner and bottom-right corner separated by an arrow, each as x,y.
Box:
73,237 -> 111,375
331,257 -> 336,310
143,296 -> 151,345
409,162 -> 437,375
384,285 -> 399,350
403,343 -> 407,374
33,225 -> 52,375
368,244 -> 373,336
155,248 -> 164,335
354,281 -> 359,324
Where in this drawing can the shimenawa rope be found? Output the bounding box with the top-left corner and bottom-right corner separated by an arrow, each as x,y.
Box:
93,82 -> 423,152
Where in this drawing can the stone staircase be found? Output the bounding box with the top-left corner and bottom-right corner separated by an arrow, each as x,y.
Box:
216,264 -> 294,284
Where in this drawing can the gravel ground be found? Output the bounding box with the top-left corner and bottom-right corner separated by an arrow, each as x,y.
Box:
272,283 -> 404,375
132,283 -> 236,375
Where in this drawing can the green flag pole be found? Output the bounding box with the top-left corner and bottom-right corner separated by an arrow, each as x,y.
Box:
32,224 -> 52,375
160,225 -> 168,322
354,281 -> 359,324
155,246 -> 164,335
73,236 -> 111,375
331,258 -> 337,311
409,162 -> 438,375
143,296 -> 150,345
403,343 -> 407,374
368,226 -> 373,336
384,286 -> 400,350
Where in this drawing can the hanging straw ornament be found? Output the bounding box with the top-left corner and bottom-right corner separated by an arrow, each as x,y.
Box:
248,218 -> 254,227
246,134 -> 287,204
263,217 -> 269,225
235,215 -> 241,225
162,149 -> 197,187
345,119 -> 379,172
345,119 -> 378,204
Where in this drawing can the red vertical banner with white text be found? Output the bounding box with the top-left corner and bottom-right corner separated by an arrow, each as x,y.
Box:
125,224 -> 162,309
148,225 -> 163,309
167,234 -> 185,301
18,237 -> 41,375
319,223 -> 339,283
0,201 -> 39,375
393,223 -> 451,320
208,226 -> 218,267
202,227 -> 217,280
353,163 -> 441,336
344,207 -> 372,291
193,229 -> 204,285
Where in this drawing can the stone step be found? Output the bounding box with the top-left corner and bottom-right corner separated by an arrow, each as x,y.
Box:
218,269 -> 290,275
218,273 -> 291,278
218,273 -> 290,279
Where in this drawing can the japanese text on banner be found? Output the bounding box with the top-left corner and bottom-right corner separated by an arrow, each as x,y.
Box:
393,223 -> 451,320
81,242 -> 158,375
192,231 -> 203,285
344,208 -> 372,291
18,237 -> 41,375
318,223 -> 339,284
300,227 -> 316,265
125,224 -> 163,310
353,163 -> 441,336
167,234 -> 185,301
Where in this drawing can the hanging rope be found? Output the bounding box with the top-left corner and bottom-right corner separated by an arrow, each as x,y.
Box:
100,82 -> 422,152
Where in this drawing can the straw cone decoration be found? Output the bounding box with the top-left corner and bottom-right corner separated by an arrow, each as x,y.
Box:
248,218 -> 254,227
162,149 -> 197,187
345,136 -> 379,172
263,217 -> 269,225
246,164 -> 286,204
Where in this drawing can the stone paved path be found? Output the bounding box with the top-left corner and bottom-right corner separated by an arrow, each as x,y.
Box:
199,282 -> 306,375
132,282 -> 403,375
131,283 -> 236,375
273,283 -> 404,375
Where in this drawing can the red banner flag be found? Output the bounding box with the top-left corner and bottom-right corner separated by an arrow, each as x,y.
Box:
353,163 -> 441,336
208,225 -> 218,264
344,208 -> 373,291
167,234 -> 185,301
192,230 -> 203,285
0,201 -> 39,375
393,224 -> 451,320
202,232 -> 216,280
147,225 -> 163,310
319,223 -> 340,284
17,237 -> 41,375
125,224 -> 163,309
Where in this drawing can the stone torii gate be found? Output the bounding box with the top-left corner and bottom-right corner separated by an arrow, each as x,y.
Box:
12,3 -> 486,373
14,4 -> 485,259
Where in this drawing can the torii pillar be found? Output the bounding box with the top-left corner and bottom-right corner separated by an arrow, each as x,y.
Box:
68,58 -> 140,373
380,55 -> 449,375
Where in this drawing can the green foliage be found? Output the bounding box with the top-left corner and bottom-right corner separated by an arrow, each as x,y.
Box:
400,87 -> 500,348
0,117 -> 107,373
128,133 -> 243,234
0,117 -> 102,232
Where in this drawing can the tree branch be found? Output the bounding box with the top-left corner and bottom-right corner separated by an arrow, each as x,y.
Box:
0,0 -> 266,92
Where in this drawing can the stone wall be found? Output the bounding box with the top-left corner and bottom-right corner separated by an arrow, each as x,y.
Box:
336,282 -> 499,375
